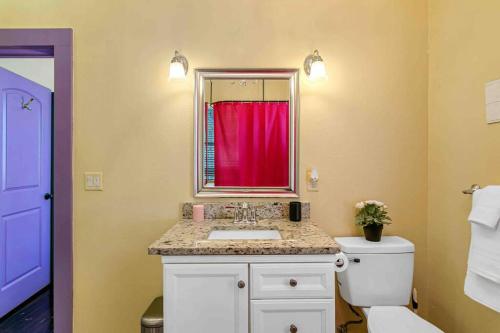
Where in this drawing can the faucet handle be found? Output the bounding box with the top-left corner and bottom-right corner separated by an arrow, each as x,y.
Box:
249,206 -> 258,223
225,205 -> 241,222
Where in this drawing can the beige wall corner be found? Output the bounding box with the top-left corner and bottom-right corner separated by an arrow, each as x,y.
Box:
428,1 -> 500,332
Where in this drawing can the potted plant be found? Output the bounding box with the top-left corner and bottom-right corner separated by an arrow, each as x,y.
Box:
354,200 -> 391,242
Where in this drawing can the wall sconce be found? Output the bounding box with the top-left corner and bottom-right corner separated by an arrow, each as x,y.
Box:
304,49 -> 327,81
169,50 -> 189,80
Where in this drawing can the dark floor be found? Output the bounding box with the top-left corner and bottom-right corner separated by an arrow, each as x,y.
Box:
0,287 -> 53,333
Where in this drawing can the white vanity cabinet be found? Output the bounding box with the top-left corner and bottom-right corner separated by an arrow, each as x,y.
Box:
162,255 -> 336,333
164,263 -> 248,333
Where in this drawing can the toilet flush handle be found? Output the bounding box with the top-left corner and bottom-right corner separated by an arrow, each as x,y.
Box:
338,257 -> 360,266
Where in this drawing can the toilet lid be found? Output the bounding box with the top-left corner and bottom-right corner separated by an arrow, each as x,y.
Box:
368,306 -> 443,333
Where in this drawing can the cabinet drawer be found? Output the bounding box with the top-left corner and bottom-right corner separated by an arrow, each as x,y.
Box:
250,263 -> 334,299
251,299 -> 334,333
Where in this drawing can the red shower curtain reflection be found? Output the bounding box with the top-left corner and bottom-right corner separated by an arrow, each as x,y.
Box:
214,101 -> 289,187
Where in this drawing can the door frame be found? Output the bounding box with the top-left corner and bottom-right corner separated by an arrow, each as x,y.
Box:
0,29 -> 73,333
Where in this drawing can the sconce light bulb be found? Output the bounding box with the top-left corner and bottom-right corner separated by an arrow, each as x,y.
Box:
169,61 -> 186,80
309,60 -> 327,81
304,50 -> 327,81
169,50 -> 188,80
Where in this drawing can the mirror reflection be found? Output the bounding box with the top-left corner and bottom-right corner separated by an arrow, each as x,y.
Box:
203,78 -> 290,188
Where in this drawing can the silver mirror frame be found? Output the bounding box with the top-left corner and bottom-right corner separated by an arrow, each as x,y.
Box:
194,68 -> 299,198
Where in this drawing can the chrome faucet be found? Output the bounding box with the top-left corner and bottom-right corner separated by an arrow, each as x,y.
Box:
227,202 -> 257,224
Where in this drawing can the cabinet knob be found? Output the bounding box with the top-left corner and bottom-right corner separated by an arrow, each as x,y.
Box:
238,280 -> 246,289
289,279 -> 298,287
44,193 -> 53,200
290,324 -> 298,333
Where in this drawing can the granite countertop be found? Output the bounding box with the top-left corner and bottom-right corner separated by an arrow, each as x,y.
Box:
148,219 -> 339,256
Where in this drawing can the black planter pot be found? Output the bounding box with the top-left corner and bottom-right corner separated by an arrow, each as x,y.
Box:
363,224 -> 383,242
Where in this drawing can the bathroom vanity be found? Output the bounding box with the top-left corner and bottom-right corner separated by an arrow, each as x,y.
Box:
149,219 -> 340,333
147,68 -> 342,332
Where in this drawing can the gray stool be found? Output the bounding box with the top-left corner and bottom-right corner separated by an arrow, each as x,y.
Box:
141,296 -> 163,333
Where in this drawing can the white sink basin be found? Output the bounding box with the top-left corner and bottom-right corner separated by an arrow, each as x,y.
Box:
207,229 -> 282,240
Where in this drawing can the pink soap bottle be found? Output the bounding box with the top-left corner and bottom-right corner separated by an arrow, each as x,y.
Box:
193,205 -> 204,222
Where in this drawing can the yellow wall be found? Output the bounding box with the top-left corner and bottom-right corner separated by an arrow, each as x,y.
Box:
428,1 -> 500,332
0,1 -> 428,332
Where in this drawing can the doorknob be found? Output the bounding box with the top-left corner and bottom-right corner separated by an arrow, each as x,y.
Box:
44,193 -> 53,200
290,324 -> 298,333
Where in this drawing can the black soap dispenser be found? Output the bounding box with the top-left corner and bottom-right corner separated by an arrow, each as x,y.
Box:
289,202 -> 302,222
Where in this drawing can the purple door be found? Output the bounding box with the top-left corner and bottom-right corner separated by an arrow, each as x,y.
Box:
0,67 -> 52,317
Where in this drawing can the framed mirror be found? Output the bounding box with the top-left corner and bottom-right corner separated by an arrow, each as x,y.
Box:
194,69 -> 299,197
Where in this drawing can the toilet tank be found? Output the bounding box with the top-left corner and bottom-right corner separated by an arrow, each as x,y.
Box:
335,236 -> 415,307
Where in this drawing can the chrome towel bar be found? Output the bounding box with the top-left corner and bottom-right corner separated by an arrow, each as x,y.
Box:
463,184 -> 481,195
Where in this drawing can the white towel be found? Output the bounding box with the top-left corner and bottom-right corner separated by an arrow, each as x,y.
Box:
468,186 -> 500,229
467,222 -> 500,283
465,270 -> 500,313
465,187 -> 500,312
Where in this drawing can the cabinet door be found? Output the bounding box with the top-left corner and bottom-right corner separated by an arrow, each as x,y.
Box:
252,299 -> 334,333
164,264 -> 248,333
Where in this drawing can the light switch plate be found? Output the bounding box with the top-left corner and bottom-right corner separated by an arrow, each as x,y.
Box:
485,79 -> 500,124
84,172 -> 103,191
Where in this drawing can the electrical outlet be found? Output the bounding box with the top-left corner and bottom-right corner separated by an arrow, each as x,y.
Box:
307,180 -> 319,191
84,172 -> 103,191
307,168 -> 319,192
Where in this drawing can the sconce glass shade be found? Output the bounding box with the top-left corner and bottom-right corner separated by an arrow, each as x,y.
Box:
309,60 -> 326,81
169,50 -> 189,80
169,62 -> 186,80
304,49 -> 327,81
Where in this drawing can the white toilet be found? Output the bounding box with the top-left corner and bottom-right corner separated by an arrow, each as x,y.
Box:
335,236 -> 443,333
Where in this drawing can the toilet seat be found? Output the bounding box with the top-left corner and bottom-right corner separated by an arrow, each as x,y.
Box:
367,306 -> 443,333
